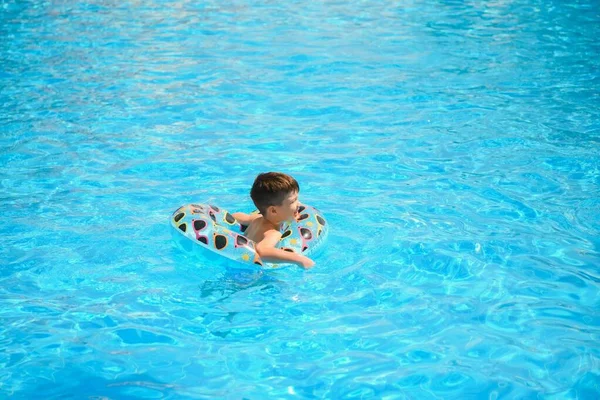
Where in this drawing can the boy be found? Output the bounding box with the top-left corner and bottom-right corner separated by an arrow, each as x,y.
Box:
232,172 -> 315,269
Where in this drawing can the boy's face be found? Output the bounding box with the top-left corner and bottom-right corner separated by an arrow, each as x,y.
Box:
273,191 -> 299,222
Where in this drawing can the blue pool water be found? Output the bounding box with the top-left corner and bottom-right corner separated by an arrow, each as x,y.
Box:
1,0 -> 599,398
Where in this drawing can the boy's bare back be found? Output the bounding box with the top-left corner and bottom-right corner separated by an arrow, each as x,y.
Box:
242,215 -> 271,243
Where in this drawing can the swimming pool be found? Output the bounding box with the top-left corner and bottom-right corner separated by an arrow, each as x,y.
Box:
1,0 -> 599,398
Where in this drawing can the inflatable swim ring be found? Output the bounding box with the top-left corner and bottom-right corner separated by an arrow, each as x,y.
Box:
170,203 -> 328,269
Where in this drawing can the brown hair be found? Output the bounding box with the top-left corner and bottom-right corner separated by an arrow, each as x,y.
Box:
250,172 -> 299,215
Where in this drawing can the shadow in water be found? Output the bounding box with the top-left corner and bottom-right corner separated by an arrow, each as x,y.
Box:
170,225 -> 287,302
198,268 -> 283,302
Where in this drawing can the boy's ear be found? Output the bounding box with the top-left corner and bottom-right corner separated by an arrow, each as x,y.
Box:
268,205 -> 278,216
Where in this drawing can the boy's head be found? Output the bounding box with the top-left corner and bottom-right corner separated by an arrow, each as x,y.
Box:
251,172 -> 300,221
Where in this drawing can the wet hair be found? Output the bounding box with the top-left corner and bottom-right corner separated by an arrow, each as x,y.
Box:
250,172 -> 299,215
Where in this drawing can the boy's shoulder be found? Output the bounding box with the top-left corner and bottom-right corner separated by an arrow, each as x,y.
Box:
233,212 -> 261,225
245,216 -> 282,243
252,217 -> 281,235
252,215 -> 281,234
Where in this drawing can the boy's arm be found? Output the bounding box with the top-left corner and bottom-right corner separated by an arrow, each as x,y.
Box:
231,212 -> 259,225
255,230 -> 315,269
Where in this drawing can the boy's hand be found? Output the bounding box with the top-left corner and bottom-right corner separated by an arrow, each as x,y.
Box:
300,257 -> 315,269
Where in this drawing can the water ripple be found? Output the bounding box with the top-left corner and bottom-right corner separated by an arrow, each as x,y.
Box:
1,0 -> 599,398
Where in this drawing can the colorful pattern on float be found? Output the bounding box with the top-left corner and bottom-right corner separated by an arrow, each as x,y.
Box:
170,203 -> 328,269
